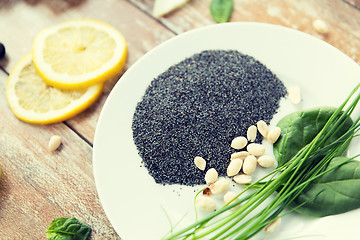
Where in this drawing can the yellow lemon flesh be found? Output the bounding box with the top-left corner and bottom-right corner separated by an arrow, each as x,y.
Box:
6,53 -> 103,124
32,19 -> 127,90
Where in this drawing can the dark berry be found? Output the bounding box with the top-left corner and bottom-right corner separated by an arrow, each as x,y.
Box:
0,43 -> 6,59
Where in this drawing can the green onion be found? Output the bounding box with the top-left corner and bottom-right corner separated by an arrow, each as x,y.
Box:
162,82 -> 360,240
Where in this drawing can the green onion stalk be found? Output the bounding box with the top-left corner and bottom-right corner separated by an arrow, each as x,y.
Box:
162,82 -> 360,240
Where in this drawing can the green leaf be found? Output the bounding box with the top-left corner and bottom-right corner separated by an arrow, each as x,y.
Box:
273,107 -> 353,166
293,157 -> 360,217
210,0 -> 233,23
46,217 -> 91,240
273,107 -> 357,217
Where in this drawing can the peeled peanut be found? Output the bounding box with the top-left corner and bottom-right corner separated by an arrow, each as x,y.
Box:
231,136 -> 248,150
227,158 -> 243,176
210,178 -> 230,194
243,155 -> 257,175
224,191 -> 238,204
258,155 -> 275,168
233,174 -> 252,184
267,127 -> 281,144
288,86 -> 301,105
257,120 -> 269,138
247,143 -> 265,156
231,151 -> 250,160
247,125 -> 257,142
313,19 -> 329,34
194,156 -> 206,170
195,197 -> 216,211
49,135 -> 62,151
205,168 -> 218,184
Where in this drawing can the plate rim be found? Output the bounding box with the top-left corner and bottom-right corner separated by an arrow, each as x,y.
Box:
93,22 -> 360,240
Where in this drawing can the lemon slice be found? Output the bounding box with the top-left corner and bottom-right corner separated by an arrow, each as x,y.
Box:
6,53 -> 104,124
32,19 -> 127,89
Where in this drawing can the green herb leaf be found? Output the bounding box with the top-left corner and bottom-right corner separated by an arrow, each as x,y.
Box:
46,217 -> 91,240
210,0 -> 233,23
273,107 -> 353,166
293,156 -> 360,217
162,82 -> 360,239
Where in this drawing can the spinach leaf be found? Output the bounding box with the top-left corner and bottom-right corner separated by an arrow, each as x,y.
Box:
293,157 -> 360,217
273,107 -> 357,217
273,107 -> 353,166
210,0 -> 233,23
46,217 -> 91,240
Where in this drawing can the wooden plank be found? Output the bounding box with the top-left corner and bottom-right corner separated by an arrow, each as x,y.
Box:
130,0 -> 360,64
0,71 -> 119,239
65,1 -> 176,142
0,0 -> 175,143
344,0 -> 360,9
0,1 -> 359,239
2,0 -> 360,143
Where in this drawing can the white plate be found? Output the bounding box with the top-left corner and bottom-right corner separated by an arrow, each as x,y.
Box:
93,22 -> 360,240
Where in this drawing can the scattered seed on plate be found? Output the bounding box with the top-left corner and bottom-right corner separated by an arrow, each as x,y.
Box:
231,136 -> 248,150
210,178 -> 230,194
227,158 -> 243,176
233,174 -> 252,184
257,155 -> 275,168
224,191 -> 238,204
288,86 -> 301,104
49,135 -> 62,151
132,50 -> 287,185
231,151 -> 250,160
205,168 -> 218,184
194,156 -> 206,170
257,120 -> 269,138
267,127 -> 281,144
195,196 -> 216,211
247,143 -> 266,156
243,155 -> 257,175
247,125 -> 257,142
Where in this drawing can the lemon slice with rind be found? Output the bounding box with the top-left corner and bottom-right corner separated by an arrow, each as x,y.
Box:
32,19 -> 127,90
6,53 -> 104,124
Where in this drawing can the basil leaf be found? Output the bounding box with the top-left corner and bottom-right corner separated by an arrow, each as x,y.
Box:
293,157 -> 360,217
46,217 -> 91,240
210,0 -> 233,23
273,107 -> 353,166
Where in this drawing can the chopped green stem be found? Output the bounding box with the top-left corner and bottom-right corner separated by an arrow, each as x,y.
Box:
209,187 -> 277,239
163,82 -> 360,240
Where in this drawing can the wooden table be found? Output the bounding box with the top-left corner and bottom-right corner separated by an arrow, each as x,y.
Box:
0,0 -> 360,239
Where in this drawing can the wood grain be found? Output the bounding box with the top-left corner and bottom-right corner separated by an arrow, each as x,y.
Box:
0,70 -> 119,239
344,0 -> 360,9
0,1 -> 176,238
130,0 -> 360,64
65,0 -> 176,142
1,0 -> 360,239
0,0 -> 175,143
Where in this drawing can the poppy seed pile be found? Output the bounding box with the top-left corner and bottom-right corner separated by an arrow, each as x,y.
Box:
132,50 -> 287,186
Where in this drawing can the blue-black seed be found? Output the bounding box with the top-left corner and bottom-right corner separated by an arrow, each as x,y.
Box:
132,50 -> 287,186
0,43 -> 5,59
